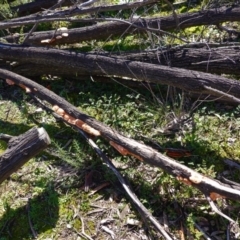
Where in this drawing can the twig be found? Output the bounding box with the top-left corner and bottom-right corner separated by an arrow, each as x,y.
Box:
205,195 -> 236,223
78,129 -> 174,240
48,0 -> 66,11
219,176 -> 240,190
193,221 -> 212,240
163,0 -> 179,29
203,85 -> 240,104
75,0 -> 98,9
22,23 -> 38,44
26,198 -> 38,239
79,215 -> 93,240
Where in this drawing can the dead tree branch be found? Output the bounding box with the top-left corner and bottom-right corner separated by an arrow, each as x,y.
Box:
78,129 -> 173,240
2,5 -> 240,41
10,0 -> 158,18
1,69 -> 240,201
113,45 -> 240,75
2,44 -> 240,77
1,44 -> 240,103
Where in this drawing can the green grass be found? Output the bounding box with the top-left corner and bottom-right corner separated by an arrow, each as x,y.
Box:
1,78 -> 240,239
1,0 -> 240,238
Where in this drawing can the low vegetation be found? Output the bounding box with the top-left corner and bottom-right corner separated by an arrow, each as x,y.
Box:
0,0 -> 240,239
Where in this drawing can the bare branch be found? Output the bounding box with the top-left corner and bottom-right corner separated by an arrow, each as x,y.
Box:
78,129 -> 173,240
1,69 -> 240,201
205,195 -> 236,223
2,5 -> 240,34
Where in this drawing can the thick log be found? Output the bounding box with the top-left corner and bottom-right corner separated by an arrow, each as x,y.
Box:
116,45 -> 240,75
2,44 -> 240,77
1,44 -> 240,103
0,127 -> 51,184
2,6 -> 240,44
10,0 -> 73,17
1,69 -> 240,201
9,0 -> 158,18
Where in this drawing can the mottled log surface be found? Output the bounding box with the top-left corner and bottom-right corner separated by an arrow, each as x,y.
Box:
0,127 -> 51,184
1,44 -> 240,103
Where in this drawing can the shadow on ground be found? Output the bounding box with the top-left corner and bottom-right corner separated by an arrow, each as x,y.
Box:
0,187 -> 59,240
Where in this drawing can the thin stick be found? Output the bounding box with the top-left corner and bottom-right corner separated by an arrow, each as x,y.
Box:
78,129 -> 173,240
193,221 -> 212,240
205,195 -> 235,223
26,199 -> 38,239
22,23 -> 38,44
203,85 -> 240,104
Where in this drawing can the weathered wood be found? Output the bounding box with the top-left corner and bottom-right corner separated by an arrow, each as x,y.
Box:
1,69 -> 240,201
116,45 -> 240,75
9,0 -> 157,18
3,6 -> 240,44
1,44 -> 240,103
0,127 -> 51,184
3,45 -> 240,78
10,0 -> 73,17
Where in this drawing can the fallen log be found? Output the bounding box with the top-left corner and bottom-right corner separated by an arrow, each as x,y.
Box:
0,127 -> 51,184
115,45 -> 240,75
3,6 -> 240,44
1,44 -> 240,103
2,44 -> 240,78
9,0 -> 158,18
10,0 -> 73,17
1,68 -> 240,201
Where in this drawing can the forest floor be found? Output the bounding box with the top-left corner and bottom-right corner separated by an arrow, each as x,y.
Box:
0,77 -> 240,239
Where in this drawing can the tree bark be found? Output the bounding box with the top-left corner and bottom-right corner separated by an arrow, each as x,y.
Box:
0,127 -> 51,184
1,68 -> 240,201
10,0 -> 73,17
1,44 -> 240,103
2,44 -> 240,77
9,0 -> 158,18
115,45 -> 240,75
2,6 -> 240,44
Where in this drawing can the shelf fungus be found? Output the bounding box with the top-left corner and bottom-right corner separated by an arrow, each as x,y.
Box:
52,105 -> 101,136
110,141 -> 143,161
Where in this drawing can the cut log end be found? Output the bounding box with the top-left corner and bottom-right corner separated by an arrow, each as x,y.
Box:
38,127 -> 51,145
